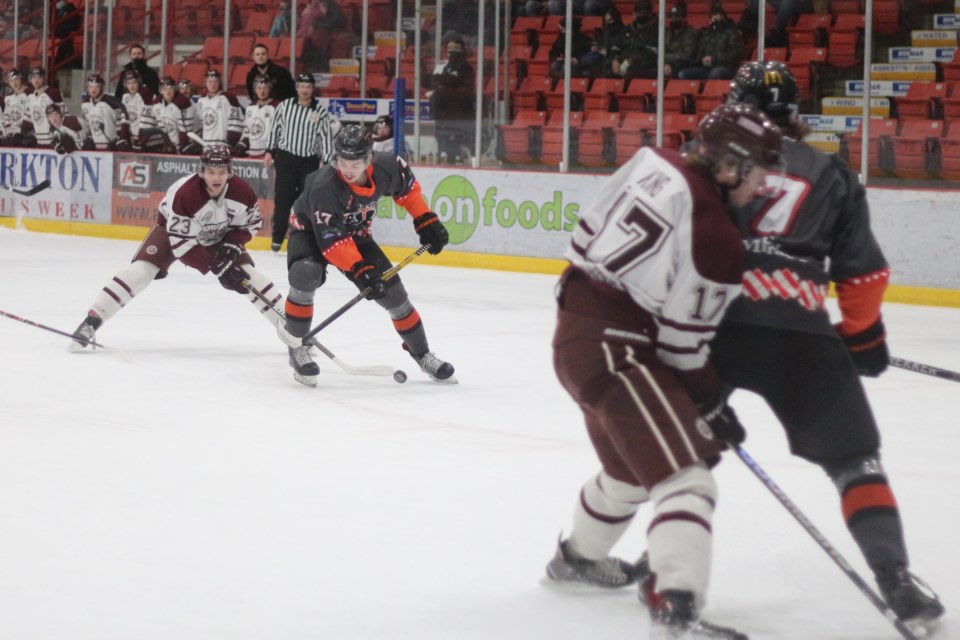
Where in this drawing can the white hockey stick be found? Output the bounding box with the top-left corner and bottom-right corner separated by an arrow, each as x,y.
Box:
186,132 -> 210,148
242,279 -> 399,379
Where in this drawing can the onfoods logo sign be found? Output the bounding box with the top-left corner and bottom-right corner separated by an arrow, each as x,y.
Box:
428,175 -> 580,245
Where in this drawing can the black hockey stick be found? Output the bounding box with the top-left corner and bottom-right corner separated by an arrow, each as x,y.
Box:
242,278 -> 399,378
0,308 -> 130,361
734,446 -> 920,640
300,244 -> 432,343
0,179 -> 52,197
889,356 -> 960,383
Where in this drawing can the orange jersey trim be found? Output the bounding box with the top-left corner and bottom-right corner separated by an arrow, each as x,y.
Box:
340,165 -> 377,198
392,310 -> 422,333
394,180 -> 431,218
322,237 -> 364,271
835,268 -> 890,336
285,300 -> 314,319
841,483 -> 898,521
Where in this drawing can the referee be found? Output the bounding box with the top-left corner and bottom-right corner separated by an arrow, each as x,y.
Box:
264,73 -> 334,252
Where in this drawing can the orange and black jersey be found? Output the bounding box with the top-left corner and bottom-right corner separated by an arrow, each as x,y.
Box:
724,138 -> 889,337
290,152 -> 431,270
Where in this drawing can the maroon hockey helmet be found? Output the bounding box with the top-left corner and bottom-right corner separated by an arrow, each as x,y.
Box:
159,75 -> 177,88
122,69 -> 141,83
28,67 -> 45,79
45,103 -> 62,116
87,73 -> 105,87
205,69 -> 222,80
200,144 -> 233,171
696,103 -> 784,175
6,68 -> 23,81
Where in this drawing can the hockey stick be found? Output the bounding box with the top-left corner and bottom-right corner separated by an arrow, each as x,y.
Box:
0,179 -> 52,197
186,132 -> 211,148
734,446 -> 919,640
300,244 -> 432,343
242,279 -> 399,378
0,309 -> 131,362
889,356 -> 960,383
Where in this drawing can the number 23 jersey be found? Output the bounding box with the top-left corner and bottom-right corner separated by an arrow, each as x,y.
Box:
567,147 -> 744,372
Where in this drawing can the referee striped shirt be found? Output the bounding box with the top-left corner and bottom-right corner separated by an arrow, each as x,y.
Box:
266,96 -> 334,162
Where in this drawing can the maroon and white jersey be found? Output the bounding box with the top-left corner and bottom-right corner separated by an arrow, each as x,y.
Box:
81,94 -> 130,150
567,147 -> 744,372
157,173 -> 262,273
1,87 -> 32,136
141,93 -> 196,150
239,99 -> 279,156
49,115 -> 86,152
197,91 -> 243,146
121,87 -> 155,137
23,86 -> 65,147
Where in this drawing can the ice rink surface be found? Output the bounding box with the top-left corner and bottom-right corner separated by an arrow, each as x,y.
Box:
1,228 -> 958,640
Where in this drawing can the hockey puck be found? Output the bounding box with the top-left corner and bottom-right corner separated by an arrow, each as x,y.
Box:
393,370 -> 408,384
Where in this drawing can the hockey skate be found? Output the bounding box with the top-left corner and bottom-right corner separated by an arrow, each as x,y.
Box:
404,344 -> 457,383
544,538 -> 637,589
67,313 -> 102,352
289,345 -> 319,387
877,565 -> 945,636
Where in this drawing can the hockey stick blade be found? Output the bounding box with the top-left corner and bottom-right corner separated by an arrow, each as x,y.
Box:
2,179 -> 52,197
889,356 -> 960,383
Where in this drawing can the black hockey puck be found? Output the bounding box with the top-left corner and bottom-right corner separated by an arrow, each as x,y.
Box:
393,370 -> 408,384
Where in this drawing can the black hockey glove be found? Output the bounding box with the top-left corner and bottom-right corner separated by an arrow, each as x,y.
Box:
218,264 -> 249,294
414,212 -> 449,255
838,319 -> 889,377
233,142 -> 248,157
697,399 -> 746,447
212,242 -> 243,276
350,260 -> 386,300
114,139 -> 132,152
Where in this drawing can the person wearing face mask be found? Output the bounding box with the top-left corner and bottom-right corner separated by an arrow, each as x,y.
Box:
53,0 -> 81,69
424,37 -> 475,163
525,0 -> 613,16
114,44 -> 160,97
609,1 -> 659,80
548,17 -> 595,79
678,4 -> 743,80
582,7 -> 623,78
664,3 -> 700,79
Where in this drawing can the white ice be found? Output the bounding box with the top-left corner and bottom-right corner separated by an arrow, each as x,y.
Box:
1,228 -> 958,640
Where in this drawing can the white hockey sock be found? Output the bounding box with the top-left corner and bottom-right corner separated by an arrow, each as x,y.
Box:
89,261 -> 160,322
647,462 -> 716,603
567,471 -> 648,560
242,267 -> 284,327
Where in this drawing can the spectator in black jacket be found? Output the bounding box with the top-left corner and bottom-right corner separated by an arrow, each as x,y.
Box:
245,43 -> 296,103
53,0 -> 81,69
548,17 -> 595,79
424,37 -> 475,163
114,44 -> 159,97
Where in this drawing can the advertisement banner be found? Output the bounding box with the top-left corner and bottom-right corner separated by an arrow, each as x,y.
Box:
845,80 -> 912,97
111,153 -> 276,235
371,167 -> 607,259
0,149 -> 112,223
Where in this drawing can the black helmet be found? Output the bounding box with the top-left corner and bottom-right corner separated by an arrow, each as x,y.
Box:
697,103 -> 784,175
334,124 -> 373,160
728,61 -> 798,127
200,143 -> 233,170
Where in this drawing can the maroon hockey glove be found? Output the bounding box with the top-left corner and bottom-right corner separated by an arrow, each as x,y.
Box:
838,319 -> 888,377
212,242 -> 243,276
350,260 -> 386,300
414,212 -> 449,255
697,399 -> 746,447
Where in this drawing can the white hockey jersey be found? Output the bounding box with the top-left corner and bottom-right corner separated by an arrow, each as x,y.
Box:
567,147 -> 745,372
140,93 -> 197,151
197,91 -> 243,146
1,88 -> 31,136
81,94 -> 130,150
23,86 -> 65,147
121,87 -> 155,137
238,99 -> 279,156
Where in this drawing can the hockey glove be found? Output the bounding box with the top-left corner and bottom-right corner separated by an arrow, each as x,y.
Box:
350,260 -> 386,300
838,319 -> 889,377
114,139 -> 132,152
414,212 -> 449,255
218,264 -> 249,294
697,399 -> 746,447
233,142 -> 248,157
212,242 -> 243,276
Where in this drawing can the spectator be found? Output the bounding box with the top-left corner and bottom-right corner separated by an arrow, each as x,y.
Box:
678,4 -> 743,80
370,114 -> 406,158
526,0 -> 613,16
548,17 -> 595,79
53,0 -> 81,69
269,0 -> 292,38
581,7 -> 624,78
245,42 -> 296,103
114,44 -> 159,97
424,37 -> 475,163
198,70 -> 244,147
46,103 -> 85,153
663,3 -> 700,78
609,1 -> 659,80
304,0 -> 347,72
297,0 -> 324,37
738,0 -> 805,47
81,73 -> 131,151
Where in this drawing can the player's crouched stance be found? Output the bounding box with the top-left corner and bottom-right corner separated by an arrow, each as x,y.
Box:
275,125 -> 454,387
69,145 -> 283,350
544,104 -> 784,640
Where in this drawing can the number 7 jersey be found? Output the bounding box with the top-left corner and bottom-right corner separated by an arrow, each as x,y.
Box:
567,147 -> 745,372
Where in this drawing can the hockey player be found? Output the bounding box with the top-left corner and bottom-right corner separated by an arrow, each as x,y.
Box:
544,103 -> 784,640
46,103 -> 85,153
274,124 -> 453,387
138,76 -> 197,154
713,61 -> 944,634
80,73 -> 132,151
21,67 -> 65,147
0,69 -> 32,146
119,69 -> 155,148
234,74 -> 279,158
197,69 -> 243,147
68,145 -> 282,351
